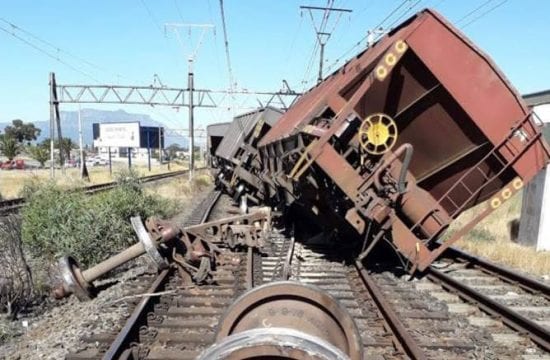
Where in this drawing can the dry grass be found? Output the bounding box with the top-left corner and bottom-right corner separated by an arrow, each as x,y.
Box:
144,173 -> 213,203
0,163 -> 188,199
448,192 -> 550,276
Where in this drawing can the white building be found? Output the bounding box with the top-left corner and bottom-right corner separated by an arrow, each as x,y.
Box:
518,90 -> 550,251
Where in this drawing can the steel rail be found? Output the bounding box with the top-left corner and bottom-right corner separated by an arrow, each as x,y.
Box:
102,190 -> 221,360
0,168 -> 205,215
103,267 -> 173,360
246,247 -> 254,290
355,261 -> 427,360
427,266 -> 550,352
443,246 -> 550,298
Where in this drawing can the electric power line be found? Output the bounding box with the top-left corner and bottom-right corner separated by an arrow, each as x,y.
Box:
219,0 -> 236,92
174,0 -> 186,23
0,23 -> 99,82
323,0 -> 412,76
0,18 -> 117,78
385,0 -> 423,30
455,0 -> 494,25
138,0 -> 165,35
461,0 -> 509,28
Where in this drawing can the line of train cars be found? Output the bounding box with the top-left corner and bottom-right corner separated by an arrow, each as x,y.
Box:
206,9 -> 550,273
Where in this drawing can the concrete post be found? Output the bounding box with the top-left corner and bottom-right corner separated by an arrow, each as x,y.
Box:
518,167 -> 550,250
518,104 -> 550,251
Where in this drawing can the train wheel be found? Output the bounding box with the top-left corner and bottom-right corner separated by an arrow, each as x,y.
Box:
200,281 -> 363,360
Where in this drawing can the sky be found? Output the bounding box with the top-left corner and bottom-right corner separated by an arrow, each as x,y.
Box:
1,0 -> 549,137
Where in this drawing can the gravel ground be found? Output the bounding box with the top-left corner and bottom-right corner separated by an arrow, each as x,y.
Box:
0,260 -> 153,359
0,185 -> 214,360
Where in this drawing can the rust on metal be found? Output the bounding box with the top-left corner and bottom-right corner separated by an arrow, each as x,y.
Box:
53,206 -> 272,300
355,261 -> 427,359
205,281 -> 363,360
247,8 -> 550,272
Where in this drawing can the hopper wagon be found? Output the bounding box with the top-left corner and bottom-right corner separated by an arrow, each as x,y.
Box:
206,122 -> 231,169
255,9 -> 550,272
214,107 -> 283,204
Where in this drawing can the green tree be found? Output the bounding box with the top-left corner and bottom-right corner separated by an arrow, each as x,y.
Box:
0,135 -> 21,161
58,138 -> 76,161
4,120 -> 41,144
27,145 -> 50,168
166,144 -> 182,160
41,137 -> 76,163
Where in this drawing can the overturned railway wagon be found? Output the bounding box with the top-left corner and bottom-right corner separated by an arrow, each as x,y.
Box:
215,107 -> 283,203
257,9 -> 550,272
206,121 -> 230,168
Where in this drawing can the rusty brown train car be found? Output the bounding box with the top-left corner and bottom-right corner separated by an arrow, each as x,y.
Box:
256,9 -> 550,272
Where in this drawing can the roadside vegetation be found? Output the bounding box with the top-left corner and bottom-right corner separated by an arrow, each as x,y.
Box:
0,169 -> 190,324
451,192 -> 550,277
21,169 -> 176,267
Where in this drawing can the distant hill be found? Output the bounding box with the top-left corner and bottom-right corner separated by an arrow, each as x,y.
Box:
0,109 -> 188,148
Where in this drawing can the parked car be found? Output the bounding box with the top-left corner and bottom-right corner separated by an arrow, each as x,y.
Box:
0,159 -> 25,170
85,157 -> 108,167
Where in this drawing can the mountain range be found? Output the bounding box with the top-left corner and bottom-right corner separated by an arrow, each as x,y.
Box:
0,109 -> 189,148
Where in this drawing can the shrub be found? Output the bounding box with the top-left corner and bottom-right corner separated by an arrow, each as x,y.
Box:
21,171 -> 175,269
0,215 -> 34,318
193,174 -> 212,189
466,228 -> 494,242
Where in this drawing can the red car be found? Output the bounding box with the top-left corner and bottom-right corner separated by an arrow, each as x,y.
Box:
0,159 -> 25,170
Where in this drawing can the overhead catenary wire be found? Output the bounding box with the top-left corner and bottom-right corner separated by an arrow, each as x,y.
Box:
219,0 -> 236,93
385,0 -> 423,31
300,0 -> 355,89
0,18 -> 117,78
0,23 -> 99,83
455,0 -> 494,26
323,0 -> 412,77
1,6 -> 208,146
138,0 -> 165,35
461,0 -> 509,28
281,13 -> 304,78
205,0 -> 226,123
300,1 -> 329,87
173,0 -> 186,23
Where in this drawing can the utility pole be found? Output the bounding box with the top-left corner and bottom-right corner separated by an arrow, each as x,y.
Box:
78,104 -> 84,178
158,126 -> 162,166
49,73 -> 56,178
189,57 -> 195,177
165,23 -> 214,179
49,72 -> 66,177
300,4 -> 352,83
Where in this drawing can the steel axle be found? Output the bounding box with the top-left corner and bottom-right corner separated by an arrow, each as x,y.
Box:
53,216 -> 168,300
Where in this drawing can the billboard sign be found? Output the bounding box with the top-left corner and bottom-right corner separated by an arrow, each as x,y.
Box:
94,122 -> 140,148
140,126 -> 165,149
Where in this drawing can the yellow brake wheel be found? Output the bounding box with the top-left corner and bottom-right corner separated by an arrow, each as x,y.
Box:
359,113 -> 398,155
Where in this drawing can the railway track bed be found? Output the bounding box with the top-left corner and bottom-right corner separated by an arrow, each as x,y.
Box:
0,184 -> 213,360
63,192 -> 550,359
8,191 -> 549,360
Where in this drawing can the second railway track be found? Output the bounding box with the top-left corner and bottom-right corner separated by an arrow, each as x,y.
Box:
0,168 -> 202,215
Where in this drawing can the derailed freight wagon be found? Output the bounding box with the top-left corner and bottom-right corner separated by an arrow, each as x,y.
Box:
215,107 -> 283,204
258,9 -> 550,272
206,122 -> 231,169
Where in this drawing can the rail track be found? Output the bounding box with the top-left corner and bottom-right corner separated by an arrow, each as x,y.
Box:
0,169 -> 200,215
65,193 -> 550,359
424,246 -> 550,353
66,189 -> 222,360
